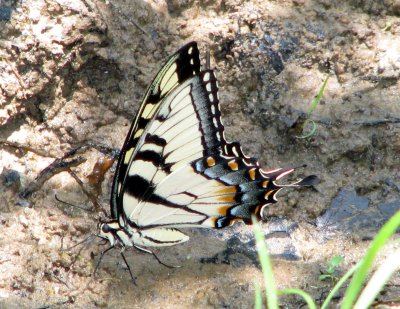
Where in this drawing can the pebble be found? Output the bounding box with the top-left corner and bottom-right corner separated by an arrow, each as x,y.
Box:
393,0 -> 400,14
0,6 -> 11,21
292,0 -> 305,5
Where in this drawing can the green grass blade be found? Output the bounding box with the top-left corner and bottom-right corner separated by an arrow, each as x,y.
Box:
354,247 -> 400,309
327,255 -> 344,273
308,75 -> 329,117
296,75 -> 329,139
321,262 -> 360,309
253,216 -> 279,309
341,210 -> 400,309
296,119 -> 317,139
279,288 -> 317,309
254,281 -> 263,309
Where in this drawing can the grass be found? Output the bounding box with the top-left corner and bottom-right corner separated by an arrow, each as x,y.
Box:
296,75 -> 329,139
252,209 -> 400,308
319,255 -> 344,281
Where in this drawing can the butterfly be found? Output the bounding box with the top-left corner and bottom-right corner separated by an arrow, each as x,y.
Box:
97,41 -> 316,268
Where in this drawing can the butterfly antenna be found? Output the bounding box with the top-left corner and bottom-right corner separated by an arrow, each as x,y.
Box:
61,234 -> 96,251
55,194 -> 92,212
133,245 -> 182,269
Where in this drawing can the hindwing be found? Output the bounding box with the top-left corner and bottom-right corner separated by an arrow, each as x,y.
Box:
128,155 -> 296,229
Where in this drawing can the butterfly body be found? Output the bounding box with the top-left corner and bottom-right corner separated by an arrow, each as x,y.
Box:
98,42 -> 316,250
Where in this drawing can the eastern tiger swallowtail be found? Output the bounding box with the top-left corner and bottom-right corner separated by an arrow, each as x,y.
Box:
98,42 -> 316,255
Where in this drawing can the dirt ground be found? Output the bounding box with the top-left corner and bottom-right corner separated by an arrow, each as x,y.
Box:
1,0 -> 400,308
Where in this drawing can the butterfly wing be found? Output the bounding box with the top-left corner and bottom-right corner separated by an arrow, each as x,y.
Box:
118,70 -> 223,226
118,69 -> 305,236
108,44 -> 316,248
110,42 -> 201,218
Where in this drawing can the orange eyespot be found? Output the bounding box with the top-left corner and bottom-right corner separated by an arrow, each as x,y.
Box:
249,168 -> 256,180
228,160 -> 239,171
206,156 -> 216,167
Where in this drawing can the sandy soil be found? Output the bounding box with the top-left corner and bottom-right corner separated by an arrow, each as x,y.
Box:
1,0 -> 400,308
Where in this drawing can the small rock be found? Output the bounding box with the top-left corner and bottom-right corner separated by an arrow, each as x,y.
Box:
378,201 -> 400,219
317,188 -> 369,231
16,199 -> 32,208
263,35 -> 274,46
47,209 -> 57,217
0,6 -> 12,21
19,214 -> 29,228
59,221 -> 69,231
268,50 -> 284,74
1,169 -> 21,191
73,221 -> 91,234
339,16 -> 350,24
393,0 -> 400,14
292,0 -> 305,5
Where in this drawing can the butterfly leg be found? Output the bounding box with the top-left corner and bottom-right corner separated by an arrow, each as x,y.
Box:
133,245 -> 182,269
93,246 -> 137,285
94,245 -> 114,278
120,251 -> 137,286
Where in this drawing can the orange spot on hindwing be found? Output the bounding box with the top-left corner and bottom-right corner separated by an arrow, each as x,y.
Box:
215,186 -> 237,194
249,168 -> 256,180
228,218 -> 242,225
228,160 -> 239,171
217,205 -> 231,215
206,156 -> 216,167
217,194 -> 236,202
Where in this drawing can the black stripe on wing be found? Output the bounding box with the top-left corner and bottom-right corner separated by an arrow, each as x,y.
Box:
126,43 -> 201,150
187,71 -> 225,157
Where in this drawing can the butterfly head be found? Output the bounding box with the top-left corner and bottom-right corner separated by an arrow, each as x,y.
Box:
97,221 -> 120,247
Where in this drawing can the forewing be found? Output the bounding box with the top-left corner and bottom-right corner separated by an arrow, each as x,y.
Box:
110,42 -> 201,218
119,70 -> 225,227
